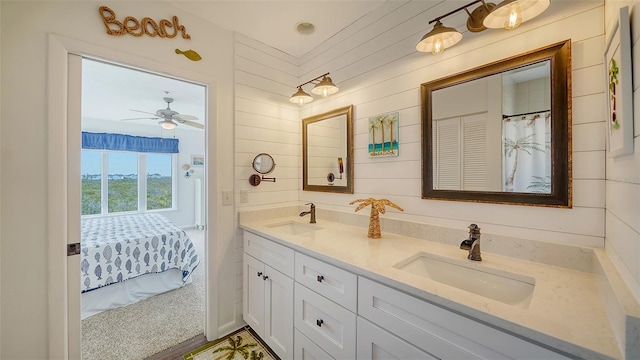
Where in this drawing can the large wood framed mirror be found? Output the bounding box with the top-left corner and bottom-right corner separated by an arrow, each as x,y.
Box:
421,40 -> 571,207
303,105 -> 354,193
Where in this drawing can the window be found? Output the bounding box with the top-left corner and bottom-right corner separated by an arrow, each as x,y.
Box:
146,153 -> 173,210
81,150 -> 175,215
108,152 -> 138,213
81,151 -> 102,215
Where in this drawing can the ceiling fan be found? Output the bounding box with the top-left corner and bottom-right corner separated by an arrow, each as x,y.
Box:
122,97 -> 204,130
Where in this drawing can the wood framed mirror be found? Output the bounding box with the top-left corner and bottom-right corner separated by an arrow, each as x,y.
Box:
421,40 -> 571,207
303,105 -> 354,193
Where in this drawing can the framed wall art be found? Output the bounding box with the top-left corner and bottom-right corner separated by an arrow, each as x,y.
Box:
191,154 -> 204,166
604,6 -> 633,158
368,112 -> 399,157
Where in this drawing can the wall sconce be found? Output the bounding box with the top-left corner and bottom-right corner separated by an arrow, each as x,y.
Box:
289,72 -> 339,106
182,164 -> 194,178
416,0 -> 549,55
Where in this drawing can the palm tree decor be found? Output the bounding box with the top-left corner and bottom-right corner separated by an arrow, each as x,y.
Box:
368,112 -> 399,157
349,198 -> 403,238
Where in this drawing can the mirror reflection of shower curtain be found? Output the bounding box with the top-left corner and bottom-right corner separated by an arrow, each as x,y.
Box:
502,111 -> 551,193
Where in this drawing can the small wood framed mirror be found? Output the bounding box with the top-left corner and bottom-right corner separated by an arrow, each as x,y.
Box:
303,105 -> 354,193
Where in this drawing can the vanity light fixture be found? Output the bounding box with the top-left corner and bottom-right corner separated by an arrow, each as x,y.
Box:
289,72 -> 339,106
416,0 -> 549,55
483,0 -> 550,30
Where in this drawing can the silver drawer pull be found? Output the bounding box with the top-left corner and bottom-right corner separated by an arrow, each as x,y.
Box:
316,319 -> 324,327
317,275 -> 325,282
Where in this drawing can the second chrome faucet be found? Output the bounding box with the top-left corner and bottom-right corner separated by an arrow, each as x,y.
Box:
299,202 -> 316,224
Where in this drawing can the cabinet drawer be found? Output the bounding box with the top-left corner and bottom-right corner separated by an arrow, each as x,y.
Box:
295,283 -> 356,359
359,277 -> 571,360
357,316 -> 438,360
295,252 -> 357,312
243,230 -> 294,277
294,329 -> 334,360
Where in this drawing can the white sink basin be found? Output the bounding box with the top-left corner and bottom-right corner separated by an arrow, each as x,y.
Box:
394,252 -> 535,309
264,221 -> 322,235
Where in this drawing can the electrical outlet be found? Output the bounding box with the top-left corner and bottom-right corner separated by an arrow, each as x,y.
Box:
222,190 -> 233,206
240,190 -> 249,203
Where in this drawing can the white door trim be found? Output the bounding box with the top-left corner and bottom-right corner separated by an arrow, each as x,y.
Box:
47,34 -> 219,359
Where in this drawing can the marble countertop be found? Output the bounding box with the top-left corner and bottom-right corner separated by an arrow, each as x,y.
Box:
240,215 -> 621,360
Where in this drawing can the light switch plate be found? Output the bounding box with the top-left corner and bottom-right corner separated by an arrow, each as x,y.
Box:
240,190 -> 249,203
222,190 -> 233,206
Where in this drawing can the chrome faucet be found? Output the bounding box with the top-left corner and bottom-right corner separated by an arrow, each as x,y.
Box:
460,223 -> 482,261
299,202 -> 316,224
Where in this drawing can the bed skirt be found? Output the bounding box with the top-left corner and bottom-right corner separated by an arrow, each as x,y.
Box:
81,268 -> 191,319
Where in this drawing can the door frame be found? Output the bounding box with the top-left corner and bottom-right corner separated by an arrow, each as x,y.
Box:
47,34 -> 220,358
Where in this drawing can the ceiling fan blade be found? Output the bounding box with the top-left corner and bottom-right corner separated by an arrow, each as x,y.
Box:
174,114 -> 198,121
120,117 -> 159,121
129,109 -> 158,116
181,120 -> 205,129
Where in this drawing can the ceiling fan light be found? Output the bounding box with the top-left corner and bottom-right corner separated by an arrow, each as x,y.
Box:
311,76 -> 339,97
160,120 -> 177,130
483,0 -> 550,29
416,21 -> 462,55
289,86 -> 314,106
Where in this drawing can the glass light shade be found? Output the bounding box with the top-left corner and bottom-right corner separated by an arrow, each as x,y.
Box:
416,21 -> 462,55
159,120 -> 177,130
289,87 -> 313,106
483,0 -> 550,29
311,76 -> 339,97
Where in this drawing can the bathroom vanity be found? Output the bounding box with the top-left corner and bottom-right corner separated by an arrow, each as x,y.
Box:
240,210 -> 637,359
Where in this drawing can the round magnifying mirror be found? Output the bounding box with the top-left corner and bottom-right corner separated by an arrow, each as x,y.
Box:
252,153 -> 275,174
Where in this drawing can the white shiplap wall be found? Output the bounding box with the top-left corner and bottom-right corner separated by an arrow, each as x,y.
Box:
233,33 -> 301,322
297,0 -> 607,247
603,0 -> 640,304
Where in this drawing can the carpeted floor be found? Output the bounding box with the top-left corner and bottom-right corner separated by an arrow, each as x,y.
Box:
81,228 -> 205,360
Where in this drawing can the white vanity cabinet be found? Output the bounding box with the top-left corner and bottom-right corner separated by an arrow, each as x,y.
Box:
242,232 -> 294,359
242,229 -> 574,360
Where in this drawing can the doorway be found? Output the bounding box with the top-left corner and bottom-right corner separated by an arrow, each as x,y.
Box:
78,58 -> 207,358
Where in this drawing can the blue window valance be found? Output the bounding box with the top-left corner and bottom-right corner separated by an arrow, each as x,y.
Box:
82,132 -> 179,153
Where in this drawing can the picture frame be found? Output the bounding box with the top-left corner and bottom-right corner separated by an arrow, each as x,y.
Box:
604,6 -> 633,158
191,155 -> 204,167
368,112 -> 399,157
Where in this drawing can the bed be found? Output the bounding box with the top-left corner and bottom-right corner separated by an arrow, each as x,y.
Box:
80,213 -> 200,319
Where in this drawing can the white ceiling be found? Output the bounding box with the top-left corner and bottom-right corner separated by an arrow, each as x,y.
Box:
166,0 -> 388,58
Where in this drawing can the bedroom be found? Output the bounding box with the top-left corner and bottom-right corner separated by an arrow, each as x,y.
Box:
80,58 -> 207,357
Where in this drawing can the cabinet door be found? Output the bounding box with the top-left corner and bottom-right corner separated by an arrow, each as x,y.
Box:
243,253 -> 265,335
264,265 -> 294,359
357,317 -> 439,360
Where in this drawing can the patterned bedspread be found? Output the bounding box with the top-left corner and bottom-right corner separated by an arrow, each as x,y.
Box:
80,213 -> 199,293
